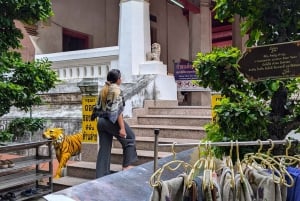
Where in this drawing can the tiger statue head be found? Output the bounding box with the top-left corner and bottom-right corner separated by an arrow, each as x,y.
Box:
43,127 -> 83,178
43,128 -> 65,145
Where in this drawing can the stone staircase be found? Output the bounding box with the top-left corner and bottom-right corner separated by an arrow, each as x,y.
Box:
53,100 -> 211,191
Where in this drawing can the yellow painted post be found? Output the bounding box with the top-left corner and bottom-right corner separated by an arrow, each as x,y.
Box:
82,96 -> 98,143
77,78 -> 99,161
211,93 -> 224,122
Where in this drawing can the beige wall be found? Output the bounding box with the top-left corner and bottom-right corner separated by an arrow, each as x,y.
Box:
37,22 -> 62,54
36,0 -> 119,54
149,0 -> 168,66
105,0 -> 120,46
15,21 -> 35,62
167,3 -> 189,74
149,0 -> 189,74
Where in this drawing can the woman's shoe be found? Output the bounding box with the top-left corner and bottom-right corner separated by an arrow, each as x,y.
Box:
5,160 -> 15,168
0,160 -> 8,169
122,165 -> 134,171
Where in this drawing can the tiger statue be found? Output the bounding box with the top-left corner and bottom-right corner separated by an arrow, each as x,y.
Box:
43,128 -> 83,178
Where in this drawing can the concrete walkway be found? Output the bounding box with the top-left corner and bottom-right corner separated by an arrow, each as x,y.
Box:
44,148 -> 196,201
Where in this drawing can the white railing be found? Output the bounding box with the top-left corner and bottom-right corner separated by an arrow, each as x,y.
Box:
35,46 -> 119,80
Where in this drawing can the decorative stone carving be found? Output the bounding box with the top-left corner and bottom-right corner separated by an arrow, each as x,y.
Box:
146,43 -> 161,61
40,93 -> 81,104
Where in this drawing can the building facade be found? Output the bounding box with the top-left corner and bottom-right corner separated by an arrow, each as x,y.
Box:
22,0 -> 246,106
0,0 -> 247,140
29,0 -> 240,72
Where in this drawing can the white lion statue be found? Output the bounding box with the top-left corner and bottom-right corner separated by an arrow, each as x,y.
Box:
146,43 -> 161,61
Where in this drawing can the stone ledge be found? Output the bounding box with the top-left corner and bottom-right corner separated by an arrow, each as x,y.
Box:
139,61 -> 167,75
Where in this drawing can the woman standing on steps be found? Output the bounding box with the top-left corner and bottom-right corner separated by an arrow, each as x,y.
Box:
93,69 -> 138,178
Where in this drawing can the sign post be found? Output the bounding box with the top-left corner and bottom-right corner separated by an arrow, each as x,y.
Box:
238,41 -> 300,81
77,78 -> 98,162
82,96 -> 98,143
211,93 -> 224,122
174,61 -> 203,91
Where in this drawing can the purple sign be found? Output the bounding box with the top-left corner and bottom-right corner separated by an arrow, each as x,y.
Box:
174,62 -> 198,80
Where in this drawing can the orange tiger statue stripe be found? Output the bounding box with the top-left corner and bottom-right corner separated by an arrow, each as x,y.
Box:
43,128 -> 83,178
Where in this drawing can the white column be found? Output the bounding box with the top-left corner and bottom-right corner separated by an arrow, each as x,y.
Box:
232,15 -> 248,52
189,13 -> 201,61
199,0 -> 212,53
189,0 -> 212,58
118,0 -> 151,82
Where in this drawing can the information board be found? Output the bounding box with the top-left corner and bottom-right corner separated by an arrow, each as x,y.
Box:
238,41 -> 300,81
174,61 -> 204,91
82,96 -> 98,143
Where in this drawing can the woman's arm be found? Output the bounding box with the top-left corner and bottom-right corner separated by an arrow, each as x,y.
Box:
118,113 -> 126,138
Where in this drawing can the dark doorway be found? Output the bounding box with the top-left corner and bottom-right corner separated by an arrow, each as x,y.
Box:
63,28 -> 89,51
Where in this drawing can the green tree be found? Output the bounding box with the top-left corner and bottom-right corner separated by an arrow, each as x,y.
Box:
193,0 -> 300,157
1,0 -> 53,52
0,1 -> 58,141
214,0 -> 300,46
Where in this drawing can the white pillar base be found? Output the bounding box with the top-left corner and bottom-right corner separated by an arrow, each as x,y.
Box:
139,61 -> 167,75
154,75 -> 177,100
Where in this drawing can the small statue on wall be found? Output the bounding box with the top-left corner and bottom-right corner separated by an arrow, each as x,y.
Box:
146,43 -> 161,61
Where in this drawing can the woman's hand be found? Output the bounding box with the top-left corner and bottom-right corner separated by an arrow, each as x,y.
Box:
119,128 -> 127,138
117,113 -> 126,138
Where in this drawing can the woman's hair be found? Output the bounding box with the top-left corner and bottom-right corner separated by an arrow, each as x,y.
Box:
100,69 -> 121,104
107,69 -> 121,83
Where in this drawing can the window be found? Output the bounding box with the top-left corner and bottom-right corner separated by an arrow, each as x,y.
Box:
63,28 -> 89,51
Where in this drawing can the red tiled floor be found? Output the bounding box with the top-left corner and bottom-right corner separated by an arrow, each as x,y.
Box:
0,153 -> 75,177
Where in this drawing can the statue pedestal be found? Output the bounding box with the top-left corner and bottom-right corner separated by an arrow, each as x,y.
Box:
139,61 -> 167,75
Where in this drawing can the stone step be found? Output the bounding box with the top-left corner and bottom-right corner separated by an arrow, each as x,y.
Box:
53,176 -> 91,192
130,124 -> 206,139
110,148 -> 172,165
53,162 -> 123,192
66,161 -> 122,180
148,106 -> 212,116
113,136 -> 201,152
144,100 -> 179,108
136,115 -> 211,126
51,100 -> 211,192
